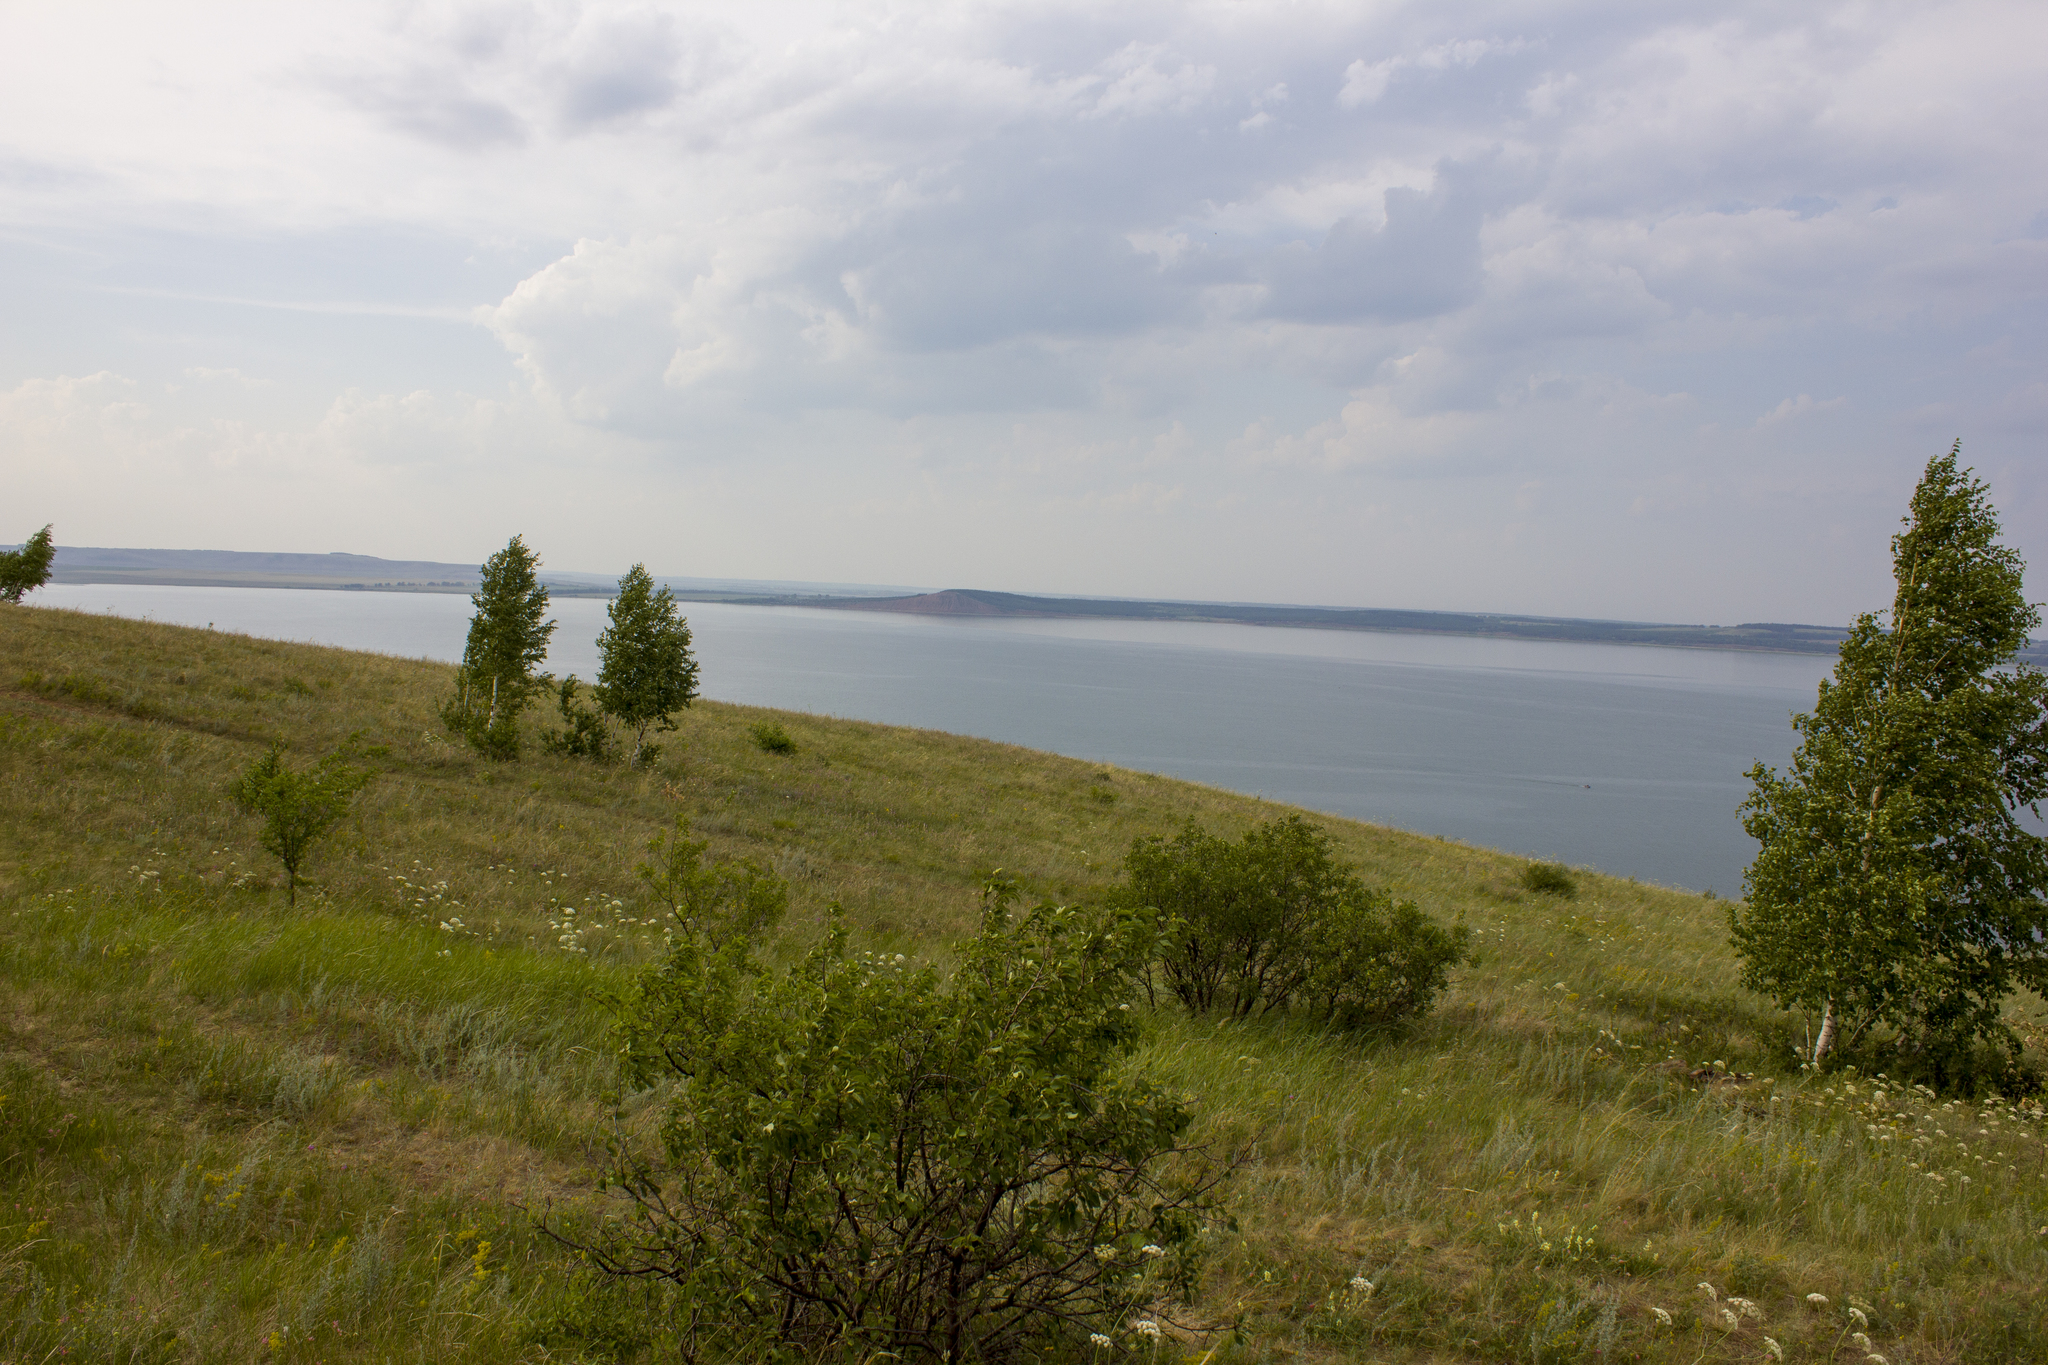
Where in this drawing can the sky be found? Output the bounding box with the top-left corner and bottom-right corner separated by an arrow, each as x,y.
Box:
3,0 -> 2044,624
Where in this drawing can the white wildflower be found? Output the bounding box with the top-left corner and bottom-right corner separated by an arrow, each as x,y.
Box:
1805,1294 -> 1829,1307
1093,1245 -> 1116,1262
1697,1282 -> 1718,1301
1763,1337 -> 1784,1361
1650,1307 -> 1672,1326
1866,1356 -> 1888,1365
1132,1320 -> 1161,1340
1729,1296 -> 1761,1319
1089,1334 -> 1112,1349
1140,1245 -> 1165,1258
1718,1307 -> 1740,1330
1848,1306 -> 1869,1328
1850,1332 -> 1871,1351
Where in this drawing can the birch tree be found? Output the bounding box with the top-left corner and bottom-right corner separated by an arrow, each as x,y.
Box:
0,525 -> 55,604
1731,444 -> 2048,1065
594,563 -> 699,765
442,535 -> 556,758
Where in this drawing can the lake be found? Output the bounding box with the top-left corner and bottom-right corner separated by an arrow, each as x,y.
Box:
32,583 -> 1837,893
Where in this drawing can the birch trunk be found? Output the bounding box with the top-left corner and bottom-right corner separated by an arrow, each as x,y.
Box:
1812,998 -> 1838,1064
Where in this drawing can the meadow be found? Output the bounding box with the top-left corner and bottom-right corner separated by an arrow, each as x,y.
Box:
1,603 -> 2043,1363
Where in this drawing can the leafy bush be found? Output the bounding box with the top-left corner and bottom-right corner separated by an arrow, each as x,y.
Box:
1116,815 -> 1469,1030
540,676 -> 621,763
229,745 -> 371,905
568,829 -> 1226,1363
1300,895 -> 1472,1031
1520,861 -> 1577,897
633,817 -> 788,939
749,719 -> 796,754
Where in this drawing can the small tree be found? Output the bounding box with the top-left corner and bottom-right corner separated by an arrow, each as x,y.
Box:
594,564 -> 699,765
442,535 -> 555,759
1731,444 -> 2048,1066
0,525 -> 55,604
566,827 -> 1226,1362
230,745 -> 371,906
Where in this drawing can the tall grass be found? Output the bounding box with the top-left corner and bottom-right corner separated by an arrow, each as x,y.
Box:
1,605 -> 2045,1361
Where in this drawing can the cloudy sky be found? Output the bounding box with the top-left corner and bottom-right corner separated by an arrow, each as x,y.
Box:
4,0 -> 2043,623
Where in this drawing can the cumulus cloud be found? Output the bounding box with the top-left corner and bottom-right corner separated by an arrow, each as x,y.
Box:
0,0 -> 2042,620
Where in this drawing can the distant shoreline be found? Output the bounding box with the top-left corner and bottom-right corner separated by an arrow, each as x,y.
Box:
40,544 -> 2041,662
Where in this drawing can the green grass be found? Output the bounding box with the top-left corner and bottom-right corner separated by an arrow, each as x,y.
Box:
2,603 -> 2046,1362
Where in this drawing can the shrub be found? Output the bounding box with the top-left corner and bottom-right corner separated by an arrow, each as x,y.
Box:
1520,861 -> 1577,897
1300,895 -> 1472,1032
568,833 -> 1226,1363
634,817 -> 787,938
229,745 -> 371,906
540,676 -> 621,763
749,719 -> 796,754
1118,817 -> 1327,1018
1116,815 -> 1469,1030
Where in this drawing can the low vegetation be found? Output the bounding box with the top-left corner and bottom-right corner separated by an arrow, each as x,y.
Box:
2,603 -> 2046,1362
1118,815 -> 1469,1031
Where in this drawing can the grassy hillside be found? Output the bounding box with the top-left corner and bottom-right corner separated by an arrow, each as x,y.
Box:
1,603 -> 2044,1363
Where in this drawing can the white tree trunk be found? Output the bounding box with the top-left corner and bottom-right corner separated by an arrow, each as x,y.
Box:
1812,998 -> 1838,1064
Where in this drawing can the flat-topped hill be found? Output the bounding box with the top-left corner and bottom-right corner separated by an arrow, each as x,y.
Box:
0,603 -> 2041,1363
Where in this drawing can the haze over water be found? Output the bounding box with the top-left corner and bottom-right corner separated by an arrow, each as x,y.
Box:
37,584 -> 1836,894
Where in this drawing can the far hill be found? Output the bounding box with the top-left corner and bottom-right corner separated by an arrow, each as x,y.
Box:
41,545 -> 919,599
814,587 -> 1855,654
34,545 -> 1896,657
55,544 -> 2016,660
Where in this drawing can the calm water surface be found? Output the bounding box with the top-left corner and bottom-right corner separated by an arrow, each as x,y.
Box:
34,584 -> 1835,893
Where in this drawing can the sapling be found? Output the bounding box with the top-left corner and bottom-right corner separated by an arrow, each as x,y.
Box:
230,745 -> 370,905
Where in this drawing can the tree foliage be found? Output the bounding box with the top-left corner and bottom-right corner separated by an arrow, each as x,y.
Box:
1116,815 -> 1469,1029
567,824 -> 1226,1363
541,676 -> 621,763
594,564 -> 699,765
229,745 -> 371,906
442,535 -> 556,759
0,525 -> 55,604
1731,444 -> 2048,1067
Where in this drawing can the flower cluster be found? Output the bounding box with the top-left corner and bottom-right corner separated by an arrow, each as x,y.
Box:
1783,1070 -> 2045,1190
387,860 -> 457,917
1496,1208 -> 1599,1264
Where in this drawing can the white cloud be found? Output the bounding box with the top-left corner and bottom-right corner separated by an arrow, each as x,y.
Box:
1338,58 -> 1397,108
0,1 -> 2042,620
1756,394 -> 1846,428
